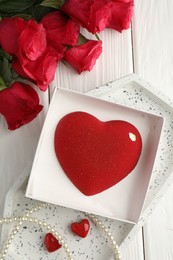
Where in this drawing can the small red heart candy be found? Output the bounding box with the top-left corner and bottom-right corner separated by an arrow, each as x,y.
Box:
44,233 -> 62,252
71,219 -> 90,238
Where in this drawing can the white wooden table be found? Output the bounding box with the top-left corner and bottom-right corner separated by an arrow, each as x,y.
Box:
1,1 -> 173,259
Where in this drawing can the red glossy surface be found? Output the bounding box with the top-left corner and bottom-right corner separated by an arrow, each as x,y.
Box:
44,233 -> 62,252
71,219 -> 90,238
54,112 -> 142,196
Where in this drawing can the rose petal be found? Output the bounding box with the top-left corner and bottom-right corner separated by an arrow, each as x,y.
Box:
61,0 -> 92,31
19,20 -> 47,61
64,40 -> 102,74
0,17 -> 27,54
88,1 -> 111,33
41,11 -> 80,47
107,0 -> 134,32
12,47 -> 63,91
61,0 -> 111,34
0,82 -> 43,130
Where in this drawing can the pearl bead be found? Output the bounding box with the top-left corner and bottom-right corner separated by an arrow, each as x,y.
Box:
115,252 -> 121,257
65,247 -> 70,253
100,224 -> 105,229
64,243 -> 68,249
9,234 -> 14,239
57,235 -> 62,240
5,243 -> 9,248
60,239 -> 64,245
67,251 -> 72,256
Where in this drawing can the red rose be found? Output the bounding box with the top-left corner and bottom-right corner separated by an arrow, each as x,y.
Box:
0,82 -> 43,130
61,0 -> 133,33
107,0 -> 134,32
64,40 -> 102,74
0,17 -> 47,59
0,17 -> 63,91
41,11 -> 80,48
12,19 -> 60,91
12,46 -> 62,91
61,0 -> 111,34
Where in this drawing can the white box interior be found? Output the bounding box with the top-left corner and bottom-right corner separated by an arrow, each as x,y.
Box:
26,88 -> 163,223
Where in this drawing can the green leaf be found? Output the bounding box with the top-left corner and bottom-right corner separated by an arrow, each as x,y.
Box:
0,76 -> 6,90
32,5 -> 55,21
11,69 -> 20,80
0,0 -> 37,13
78,34 -> 88,46
1,56 -> 13,86
13,13 -> 32,20
95,33 -> 100,41
40,0 -> 65,9
0,48 -> 4,59
4,52 -> 12,62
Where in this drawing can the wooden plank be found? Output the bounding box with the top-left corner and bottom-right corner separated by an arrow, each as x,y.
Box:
132,0 -> 173,259
143,187 -> 173,260
132,0 -> 173,97
54,28 -> 133,94
121,229 -> 144,260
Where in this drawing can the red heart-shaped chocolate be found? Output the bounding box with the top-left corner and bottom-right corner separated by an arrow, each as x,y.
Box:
71,219 -> 90,238
54,112 -> 142,196
45,233 -> 62,252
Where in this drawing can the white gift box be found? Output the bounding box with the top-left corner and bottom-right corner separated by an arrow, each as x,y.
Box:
25,74 -> 164,224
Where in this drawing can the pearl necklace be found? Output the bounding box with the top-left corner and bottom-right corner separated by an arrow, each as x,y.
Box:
0,203 -> 121,260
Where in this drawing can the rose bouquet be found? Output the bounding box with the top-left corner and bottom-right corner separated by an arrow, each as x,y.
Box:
0,0 -> 133,130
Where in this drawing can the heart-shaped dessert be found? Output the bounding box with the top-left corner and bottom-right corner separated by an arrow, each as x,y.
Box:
44,233 -> 62,252
71,219 -> 90,238
54,111 -> 142,196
